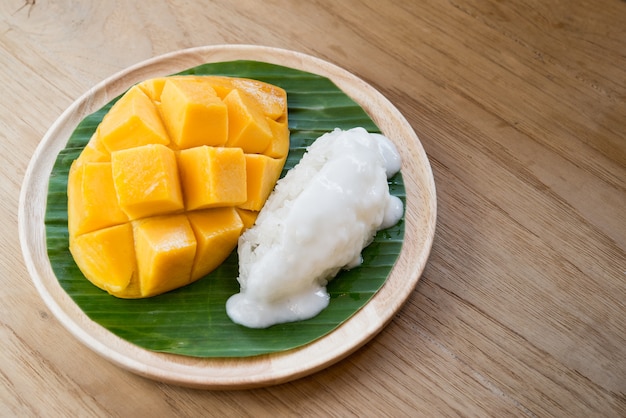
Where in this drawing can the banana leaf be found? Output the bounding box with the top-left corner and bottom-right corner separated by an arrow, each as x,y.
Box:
45,60 -> 405,357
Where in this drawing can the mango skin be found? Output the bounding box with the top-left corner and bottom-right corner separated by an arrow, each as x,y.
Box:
68,76 -> 289,298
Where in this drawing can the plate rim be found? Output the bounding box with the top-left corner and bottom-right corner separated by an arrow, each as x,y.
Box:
18,44 -> 437,389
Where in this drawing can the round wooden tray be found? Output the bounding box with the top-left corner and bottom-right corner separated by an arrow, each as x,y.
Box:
18,45 -> 436,389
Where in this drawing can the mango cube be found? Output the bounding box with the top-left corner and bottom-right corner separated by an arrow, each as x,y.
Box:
133,215 -> 197,297
239,154 -> 285,211
223,89 -> 273,153
69,224 -> 137,294
186,76 -> 232,99
111,144 -> 184,220
160,78 -> 228,149
263,118 -> 290,159
187,208 -> 244,279
229,78 -> 287,120
137,77 -> 168,101
97,86 -> 170,152
235,208 -> 259,230
68,161 -> 129,236
178,146 -> 247,210
76,133 -> 110,164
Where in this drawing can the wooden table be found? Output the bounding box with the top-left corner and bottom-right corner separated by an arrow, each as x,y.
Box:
2,1 -> 624,416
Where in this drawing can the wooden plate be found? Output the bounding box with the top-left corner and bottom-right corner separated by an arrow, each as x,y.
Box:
18,45 -> 436,389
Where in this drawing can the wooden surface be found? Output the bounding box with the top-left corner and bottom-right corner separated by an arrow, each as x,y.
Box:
1,0 -> 624,415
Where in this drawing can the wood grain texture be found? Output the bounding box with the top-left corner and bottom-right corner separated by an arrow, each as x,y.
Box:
2,0 -> 624,416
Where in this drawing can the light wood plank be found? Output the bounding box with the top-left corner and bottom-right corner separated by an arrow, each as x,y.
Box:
1,0 -> 624,415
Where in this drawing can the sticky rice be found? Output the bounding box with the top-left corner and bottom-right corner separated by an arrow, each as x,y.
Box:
226,127 -> 403,328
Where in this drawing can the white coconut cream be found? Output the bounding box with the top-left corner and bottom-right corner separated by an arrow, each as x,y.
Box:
226,127 -> 403,328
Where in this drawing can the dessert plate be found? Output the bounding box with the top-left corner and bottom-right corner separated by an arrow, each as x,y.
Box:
19,45 -> 436,389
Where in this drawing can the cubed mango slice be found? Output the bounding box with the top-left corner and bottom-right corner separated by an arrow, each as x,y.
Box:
187,208 -> 244,279
235,208 -> 259,230
67,75 -> 290,298
137,77 -> 168,102
263,118 -> 290,159
200,78 -> 232,99
68,161 -> 128,236
133,215 -> 197,297
178,145 -> 247,210
239,154 -> 286,211
230,78 -> 287,120
76,133 -> 110,164
111,144 -> 184,220
223,89 -> 273,153
69,224 -> 137,294
160,78 -> 228,149
97,86 -> 170,152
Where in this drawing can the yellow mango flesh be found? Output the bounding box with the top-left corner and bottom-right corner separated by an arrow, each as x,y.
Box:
111,144 -> 184,220
160,78 -> 228,149
235,208 -> 259,231
69,224 -> 137,294
187,208 -> 244,279
134,215 -> 197,297
67,75 -> 289,298
178,145 -> 247,210
68,161 -> 128,237
240,154 -> 286,211
202,76 -> 288,120
137,77 -> 168,101
223,89 -> 273,153
76,134 -> 110,163
97,86 -> 170,152
139,75 -> 288,120
263,118 -> 290,159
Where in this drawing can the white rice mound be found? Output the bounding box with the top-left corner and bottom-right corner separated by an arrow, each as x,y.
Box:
226,127 -> 403,328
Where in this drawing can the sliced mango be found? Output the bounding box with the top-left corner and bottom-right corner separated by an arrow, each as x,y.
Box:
231,79 -> 287,120
68,161 -> 128,237
137,77 -> 168,102
223,89 -> 273,153
69,224 -> 137,294
68,75 -> 290,298
187,208 -> 244,279
160,78 -> 228,149
263,118 -> 290,159
97,86 -> 170,152
239,154 -> 285,211
76,133 -> 110,164
111,144 -> 184,220
133,215 -> 197,297
180,76 -> 233,99
178,145 -> 247,210
137,75 -> 287,116
235,208 -> 259,230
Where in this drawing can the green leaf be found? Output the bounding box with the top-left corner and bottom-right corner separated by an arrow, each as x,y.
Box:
45,61 -> 405,357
